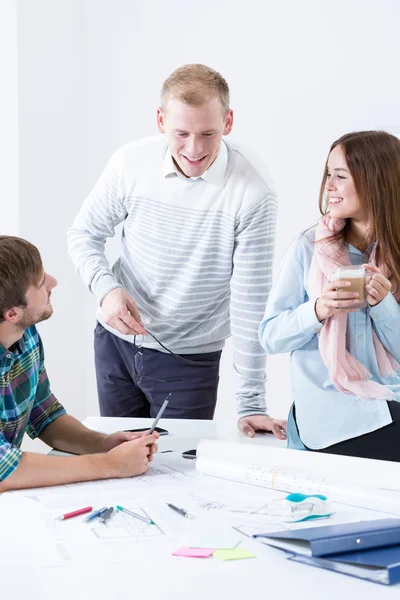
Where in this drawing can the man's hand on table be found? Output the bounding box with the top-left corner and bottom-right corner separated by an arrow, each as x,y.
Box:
238,415 -> 287,440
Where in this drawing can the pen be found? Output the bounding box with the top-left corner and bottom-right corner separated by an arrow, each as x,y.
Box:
116,505 -> 154,525
84,506 -> 108,523
232,525 -> 251,538
99,507 -> 114,524
167,503 -> 189,518
148,394 -> 171,434
56,506 -> 93,521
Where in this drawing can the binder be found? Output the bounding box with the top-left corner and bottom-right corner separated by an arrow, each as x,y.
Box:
253,518 -> 400,557
289,544 -> 400,586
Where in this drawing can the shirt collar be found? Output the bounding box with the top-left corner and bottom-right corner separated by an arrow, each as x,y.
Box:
162,141 -> 228,187
347,241 -> 376,256
0,331 -> 28,360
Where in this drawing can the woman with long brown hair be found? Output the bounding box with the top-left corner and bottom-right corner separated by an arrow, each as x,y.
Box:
259,130 -> 400,460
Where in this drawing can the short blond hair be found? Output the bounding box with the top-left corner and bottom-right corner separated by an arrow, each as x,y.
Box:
161,64 -> 230,114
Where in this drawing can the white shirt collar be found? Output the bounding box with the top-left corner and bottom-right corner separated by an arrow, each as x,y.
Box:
162,141 -> 228,187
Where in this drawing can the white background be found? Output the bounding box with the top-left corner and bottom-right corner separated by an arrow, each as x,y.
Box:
1,0 -> 400,435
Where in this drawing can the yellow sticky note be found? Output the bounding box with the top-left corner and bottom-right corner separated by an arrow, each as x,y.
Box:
213,548 -> 256,561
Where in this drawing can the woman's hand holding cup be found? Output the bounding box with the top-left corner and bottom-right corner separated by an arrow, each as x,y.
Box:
315,280 -> 361,322
362,263 -> 392,306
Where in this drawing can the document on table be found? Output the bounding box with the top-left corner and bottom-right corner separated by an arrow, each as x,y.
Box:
2,465 -> 395,570
15,463 -> 193,508
1,486 -> 252,566
3,439 -> 400,569
0,494 -> 66,567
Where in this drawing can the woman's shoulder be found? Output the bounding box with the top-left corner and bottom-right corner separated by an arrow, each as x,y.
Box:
298,224 -> 317,245
285,224 -> 317,263
274,226 -> 317,279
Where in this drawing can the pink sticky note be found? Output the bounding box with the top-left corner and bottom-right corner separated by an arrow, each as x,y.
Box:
172,547 -> 215,558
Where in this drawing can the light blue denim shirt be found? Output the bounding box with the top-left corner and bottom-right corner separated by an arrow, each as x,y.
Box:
259,228 -> 400,449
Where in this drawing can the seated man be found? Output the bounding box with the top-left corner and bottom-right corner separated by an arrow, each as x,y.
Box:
0,236 -> 158,492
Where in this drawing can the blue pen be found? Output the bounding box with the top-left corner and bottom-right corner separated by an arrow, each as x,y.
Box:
84,506 -> 108,523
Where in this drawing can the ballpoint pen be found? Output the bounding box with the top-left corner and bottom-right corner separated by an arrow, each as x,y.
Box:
84,506 -> 108,523
56,506 -> 93,521
148,395 -> 171,434
99,507 -> 114,524
116,505 -> 154,525
167,503 -> 191,518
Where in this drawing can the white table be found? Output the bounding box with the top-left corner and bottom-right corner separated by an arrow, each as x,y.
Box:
84,415 -> 287,451
8,418 -> 400,600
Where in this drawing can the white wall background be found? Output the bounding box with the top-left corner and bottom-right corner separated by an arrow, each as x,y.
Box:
4,0 -> 400,428
0,0 -> 19,234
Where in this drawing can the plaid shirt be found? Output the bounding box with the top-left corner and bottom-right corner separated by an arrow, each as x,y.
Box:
0,326 -> 66,481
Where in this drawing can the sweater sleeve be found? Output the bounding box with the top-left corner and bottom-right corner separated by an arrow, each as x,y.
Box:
231,191 -> 278,419
67,149 -> 127,305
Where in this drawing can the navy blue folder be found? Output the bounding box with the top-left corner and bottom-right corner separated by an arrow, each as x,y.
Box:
253,518 -> 400,557
289,544 -> 400,585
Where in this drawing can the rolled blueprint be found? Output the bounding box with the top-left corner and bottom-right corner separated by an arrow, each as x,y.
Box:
196,440 -> 400,515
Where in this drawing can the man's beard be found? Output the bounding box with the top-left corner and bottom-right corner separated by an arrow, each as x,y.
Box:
17,304 -> 53,331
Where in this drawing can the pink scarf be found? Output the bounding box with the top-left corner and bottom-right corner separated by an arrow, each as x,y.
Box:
309,215 -> 400,401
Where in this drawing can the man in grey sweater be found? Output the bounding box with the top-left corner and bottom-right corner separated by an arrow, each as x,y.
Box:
68,64 -> 286,440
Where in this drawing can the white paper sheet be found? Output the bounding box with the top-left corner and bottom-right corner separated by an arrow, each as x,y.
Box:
3,441 -> 399,569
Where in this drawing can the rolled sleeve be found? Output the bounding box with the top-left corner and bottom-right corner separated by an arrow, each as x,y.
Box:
0,434 -> 22,481
26,367 -> 66,440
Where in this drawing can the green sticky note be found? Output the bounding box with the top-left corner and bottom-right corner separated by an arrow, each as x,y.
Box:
213,548 -> 256,561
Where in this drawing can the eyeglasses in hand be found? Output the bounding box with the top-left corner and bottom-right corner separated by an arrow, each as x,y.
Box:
132,330 -> 218,384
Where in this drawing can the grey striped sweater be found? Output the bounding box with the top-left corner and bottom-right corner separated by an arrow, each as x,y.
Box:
68,135 -> 277,418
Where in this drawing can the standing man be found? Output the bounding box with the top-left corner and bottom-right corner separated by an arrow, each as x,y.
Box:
68,64 -> 286,439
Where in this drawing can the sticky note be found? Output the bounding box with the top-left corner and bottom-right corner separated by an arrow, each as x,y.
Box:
213,548 -> 256,561
172,547 -> 215,558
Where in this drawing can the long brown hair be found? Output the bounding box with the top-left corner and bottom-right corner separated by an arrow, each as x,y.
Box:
318,130 -> 400,293
0,236 -> 43,322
